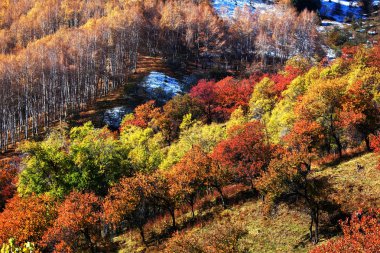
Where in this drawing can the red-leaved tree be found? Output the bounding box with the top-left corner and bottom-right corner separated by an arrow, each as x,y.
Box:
310,209 -> 380,253
0,157 -> 19,211
211,121 -> 272,190
191,77 -> 254,123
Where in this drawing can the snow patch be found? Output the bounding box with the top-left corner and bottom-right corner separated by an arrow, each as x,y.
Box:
140,71 -> 183,102
212,0 -> 374,23
322,0 -> 360,7
212,0 -> 271,18
320,0 -> 369,22
104,106 -> 133,130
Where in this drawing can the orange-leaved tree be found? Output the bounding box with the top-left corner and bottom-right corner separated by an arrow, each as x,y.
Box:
165,146 -> 211,218
257,147 -> 326,244
257,120 -> 327,244
0,194 -> 57,247
43,191 -> 104,252
121,100 -> 161,130
104,174 -> 153,244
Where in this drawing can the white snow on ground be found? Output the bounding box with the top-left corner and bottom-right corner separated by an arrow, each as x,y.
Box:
325,46 -> 337,60
322,20 -> 347,27
104,106 -> 133,129
322,0 -> 360,7
140,71 -> 183,98
212,0 -> 375,22
212,0 -> 271,17
317,19 -> 350,33
103,72 -> 198,129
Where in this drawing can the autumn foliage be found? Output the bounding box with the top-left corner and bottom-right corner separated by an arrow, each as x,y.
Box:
0,194 -> 56,246
43,191 -> 104,252
212,121 -> 272,190
0,44 -> 379,252
120,100 -> 161,130
165,146 -> 212,217
310,209 -> 380,253
190,77 -> 254,122
0,157 -> 19,211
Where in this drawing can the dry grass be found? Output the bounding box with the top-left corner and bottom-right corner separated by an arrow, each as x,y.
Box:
115,201 -> 314,253
230,202 -> 313,253
116,152 -> 380,252
314,152 -> 380,212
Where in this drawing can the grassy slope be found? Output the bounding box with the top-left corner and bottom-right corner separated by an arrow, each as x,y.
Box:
219,202 -> 312,253
314,152 -> 380,213
116,152 -> 380,253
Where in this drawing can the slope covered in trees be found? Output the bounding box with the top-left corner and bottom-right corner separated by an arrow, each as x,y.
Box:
0,0 -> 322,151
0,43 -> 379,252
0,0 -> 379,252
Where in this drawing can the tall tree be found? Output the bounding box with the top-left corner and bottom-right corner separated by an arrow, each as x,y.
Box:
104,174 -> 154,244
257,148 -> 325,244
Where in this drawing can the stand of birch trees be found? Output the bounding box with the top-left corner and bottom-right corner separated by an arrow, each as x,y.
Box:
0,0 -> 320,151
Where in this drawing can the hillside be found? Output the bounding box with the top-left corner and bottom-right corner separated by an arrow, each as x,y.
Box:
314,153 -> 380,212
115,153 -> 380,253
0,1 -> 379,253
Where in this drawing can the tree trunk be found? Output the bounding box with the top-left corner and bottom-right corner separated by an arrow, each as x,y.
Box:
330,114 -> 343,158
82,229 -> 96,253
365,136 -> 371,151
309,210 -> 314,242
250,179 -> 255,191
334,134 -> 343,158
216,186 -> 227,209
169,208 -> 176,229
139,225 -> 146,245
314,208 -> 319,244
189,196 -> 195,219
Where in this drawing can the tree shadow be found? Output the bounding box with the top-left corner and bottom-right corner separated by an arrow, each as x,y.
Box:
145,186 -> 259,246
319,149 -> 368,168
146,209 -> 216,246
286,175 -> 350,250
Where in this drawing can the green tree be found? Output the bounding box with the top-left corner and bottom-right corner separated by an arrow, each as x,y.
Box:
249,77 -> 277,122
69,122 -> 128,196
160,122 -> 226,170
266,66 -> 320,143
18,128 -> 72,198
120,125 -> 165,173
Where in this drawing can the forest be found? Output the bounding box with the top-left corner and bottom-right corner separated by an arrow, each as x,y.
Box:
0,0 -> 321,150
0,0 -> 379,252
